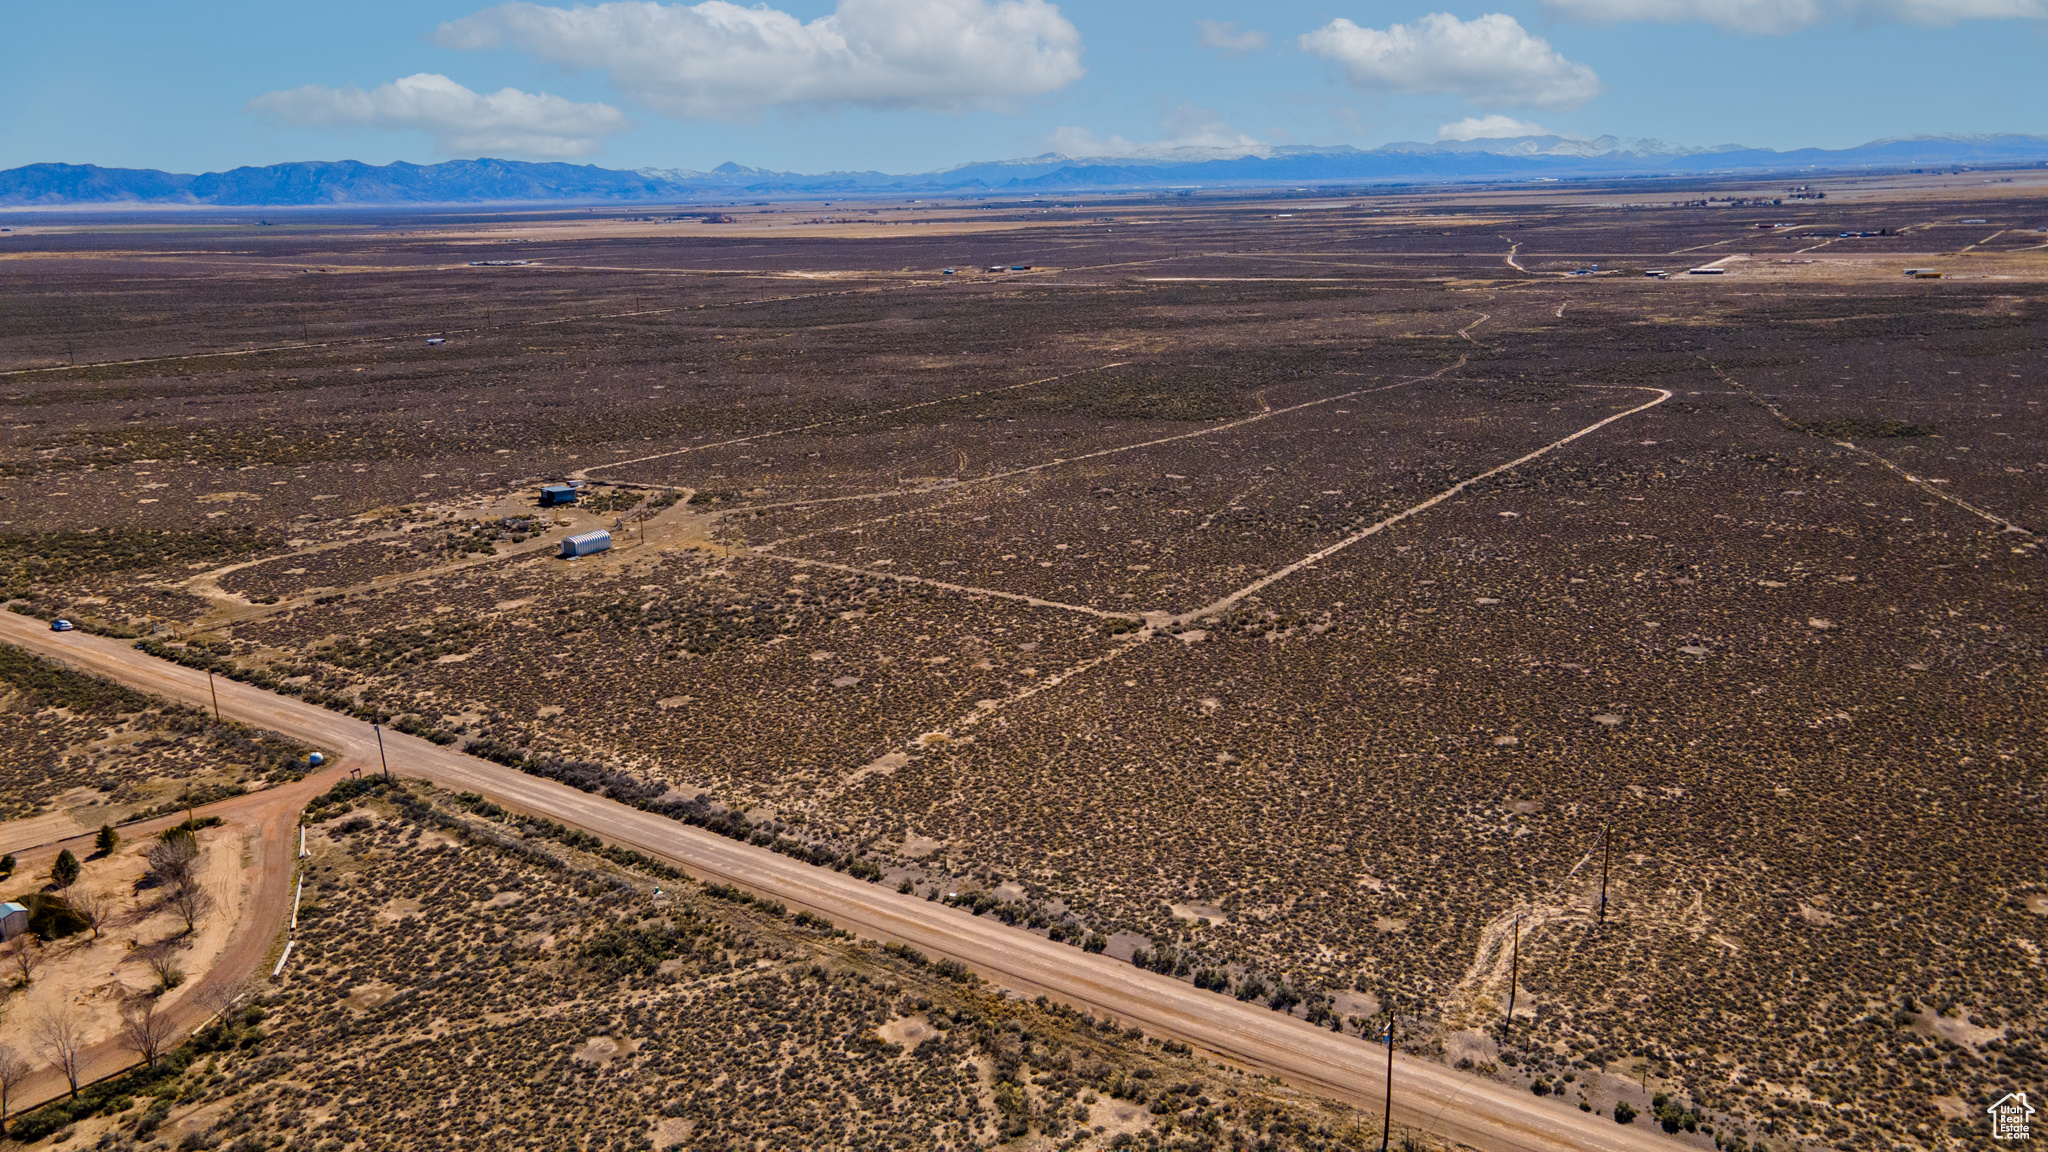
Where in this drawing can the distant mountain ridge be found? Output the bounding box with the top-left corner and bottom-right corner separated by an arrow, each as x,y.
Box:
5,134 -> 2045,207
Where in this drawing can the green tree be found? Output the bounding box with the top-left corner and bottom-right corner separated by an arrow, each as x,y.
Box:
0,853 -> 13,877
1615,1101 -> 1638,1125
51,849 -> 80,890
94,824 -> 119,857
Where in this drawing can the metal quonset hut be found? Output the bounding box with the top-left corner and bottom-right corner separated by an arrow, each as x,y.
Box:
560,530 -> 611,559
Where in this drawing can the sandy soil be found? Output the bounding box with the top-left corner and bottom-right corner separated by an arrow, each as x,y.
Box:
1,827 -> 249,1053
0,610 -> 1678,1152
0,763 -> 337,1110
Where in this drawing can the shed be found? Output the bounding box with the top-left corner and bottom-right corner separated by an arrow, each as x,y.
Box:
1903,268 -> 1941,278
540,483 -> 580,507
0,901 -> 26,942
560,530 -> 612,559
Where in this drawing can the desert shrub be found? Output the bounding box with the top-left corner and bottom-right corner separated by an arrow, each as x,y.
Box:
882,941 -> 927,965
0,526 -> 271,595
25,892 -> 88,940
0,643 -> 150,712
582,920 -> 696,976
1615,1101 -> 1638,1124
1800,417 -> 1935,439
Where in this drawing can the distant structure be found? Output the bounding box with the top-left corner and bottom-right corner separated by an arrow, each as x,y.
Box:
1904,268 -> 1942,279
540,483 -> 581,507
1688,267 -> 1726,276
560,529 -> 611,559
425,337 -> 445,346
0,900 -> 26,941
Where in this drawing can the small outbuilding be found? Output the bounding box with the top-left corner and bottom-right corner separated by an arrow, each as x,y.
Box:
560,529 -> 612,559
1904,268 -> 1941,279
539,483 -> 580,506
0,901 -> 26,942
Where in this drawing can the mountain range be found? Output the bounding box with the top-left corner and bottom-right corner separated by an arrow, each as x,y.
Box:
4,134 -> 2045,207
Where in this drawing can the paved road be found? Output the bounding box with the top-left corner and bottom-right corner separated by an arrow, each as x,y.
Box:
0,613 -> 1678,1152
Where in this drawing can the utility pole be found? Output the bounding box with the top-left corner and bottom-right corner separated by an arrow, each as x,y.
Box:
373,724 -> 390,781
1380,1018 -> 1396,1152
206,668 -> 221,723
1599,825 -> 1613,926
1507,915 -> 1521,1031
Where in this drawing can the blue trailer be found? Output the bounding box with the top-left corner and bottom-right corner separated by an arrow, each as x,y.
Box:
560,530 -> 612,558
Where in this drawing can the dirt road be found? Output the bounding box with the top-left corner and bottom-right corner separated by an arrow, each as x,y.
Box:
0,612 -> 1675,1152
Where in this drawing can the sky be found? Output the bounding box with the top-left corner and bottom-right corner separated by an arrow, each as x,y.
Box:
3,0 -> 2046,174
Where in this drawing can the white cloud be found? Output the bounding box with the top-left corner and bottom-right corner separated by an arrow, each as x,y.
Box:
1299,13 -> 1603,110
248,73 -> 628,158
1196,19 -> 1269,55
1047,103 -> 1269,159
437,0 -> 1084,121
1542,0 -> 2045,33
1438,114 -> 1547,140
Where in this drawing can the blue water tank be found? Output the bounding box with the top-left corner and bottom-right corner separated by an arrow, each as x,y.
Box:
307,752 -> 325,767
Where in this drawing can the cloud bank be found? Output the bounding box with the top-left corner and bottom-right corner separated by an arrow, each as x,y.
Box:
247,73 -> 628,158
1047,102 -> 1269,159
437,0 -> 1085,120
1300,13 -> 1603,110
1438,114 -> 1548,140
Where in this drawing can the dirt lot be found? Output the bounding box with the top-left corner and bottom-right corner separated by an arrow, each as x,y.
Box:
1,176 -> 2041,1150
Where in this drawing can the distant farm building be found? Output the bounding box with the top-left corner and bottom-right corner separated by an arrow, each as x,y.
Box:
1688,267 -> 1726,275
560,530 -> 611,559
1904,268 -> 1942,279
0,901 -> 25,941
539,483 -> 581,507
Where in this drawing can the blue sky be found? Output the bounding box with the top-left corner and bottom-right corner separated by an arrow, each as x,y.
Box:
3,0 -> 2045,173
